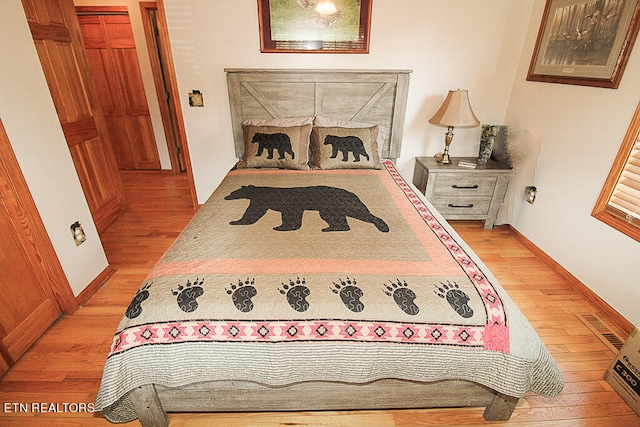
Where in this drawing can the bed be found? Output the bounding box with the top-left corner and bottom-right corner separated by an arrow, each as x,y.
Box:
95,69 -> 563,426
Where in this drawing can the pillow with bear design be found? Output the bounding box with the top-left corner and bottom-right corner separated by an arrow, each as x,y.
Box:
238,124 -> 311,170
310,126 -> 381,169
313,116 -> 388,158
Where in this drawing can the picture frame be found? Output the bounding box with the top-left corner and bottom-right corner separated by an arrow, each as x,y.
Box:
478,125 -> 510,166
527,0 -> 640,88
258,0 -> 372,53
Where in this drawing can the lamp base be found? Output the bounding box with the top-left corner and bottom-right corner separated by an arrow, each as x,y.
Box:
435,152 -> 452,164
436,126 -> 455,164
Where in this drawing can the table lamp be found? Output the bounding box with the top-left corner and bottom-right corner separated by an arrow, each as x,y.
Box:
429,90 -> 480,164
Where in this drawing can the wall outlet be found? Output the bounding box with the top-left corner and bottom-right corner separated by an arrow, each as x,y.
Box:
525,186 -> 537,204
70,221 -> 86,246
188,90 -> 204,107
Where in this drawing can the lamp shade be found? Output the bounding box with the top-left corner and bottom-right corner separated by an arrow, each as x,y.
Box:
429,90 -> 480,128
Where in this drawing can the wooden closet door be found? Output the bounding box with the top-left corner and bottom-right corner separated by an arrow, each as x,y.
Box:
0,119 -> 72,366
0,204 -> 60,362
21,0 -> 126,233
78,11 -> 161,170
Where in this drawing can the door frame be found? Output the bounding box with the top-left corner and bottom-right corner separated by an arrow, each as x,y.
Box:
140,2 -> 185,174
152,1 -> 197,207
156,0 -> 198,209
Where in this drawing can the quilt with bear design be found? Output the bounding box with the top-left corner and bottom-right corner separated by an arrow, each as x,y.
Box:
96,161 -> 563,422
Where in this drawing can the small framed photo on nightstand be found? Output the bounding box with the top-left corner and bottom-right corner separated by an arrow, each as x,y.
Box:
478,124 -> 510,166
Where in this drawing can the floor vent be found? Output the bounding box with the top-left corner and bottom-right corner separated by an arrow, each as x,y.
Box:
577,313 -> 624,352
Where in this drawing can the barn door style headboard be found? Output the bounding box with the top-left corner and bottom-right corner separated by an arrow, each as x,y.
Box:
225,69 -> 412,161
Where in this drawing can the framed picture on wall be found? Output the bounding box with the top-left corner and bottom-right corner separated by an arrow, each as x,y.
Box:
258,0 -> 372,53
527,0 -> 640,88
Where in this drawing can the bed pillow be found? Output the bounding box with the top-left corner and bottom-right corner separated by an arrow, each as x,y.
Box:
310,125 -> 381,169
313,116 -> 388,157
238,124 -> 311,170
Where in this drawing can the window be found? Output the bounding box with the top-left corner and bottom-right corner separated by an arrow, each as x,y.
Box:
593,101 -> 640,243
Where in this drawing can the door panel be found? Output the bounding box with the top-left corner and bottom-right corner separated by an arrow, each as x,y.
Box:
0,118 -> 69,365
0,220 -> 59,361
33,39 -> 93,123
22,0 -> 126,233
78,12 -> 161,170
68,134 -> 124,228
84,47 -> 135,169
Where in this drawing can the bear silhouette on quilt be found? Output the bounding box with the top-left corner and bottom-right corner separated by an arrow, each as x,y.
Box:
225,185 -> 388,232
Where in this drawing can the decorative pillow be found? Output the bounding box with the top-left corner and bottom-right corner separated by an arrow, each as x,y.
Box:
313,116 -> 388,157
310,126 -> 381,169
238,124 -> 311,170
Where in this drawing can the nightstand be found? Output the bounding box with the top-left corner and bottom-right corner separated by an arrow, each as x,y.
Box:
412,157 -> 511,229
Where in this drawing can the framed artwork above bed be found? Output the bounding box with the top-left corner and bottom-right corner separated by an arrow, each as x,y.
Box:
258,0 -> 372,53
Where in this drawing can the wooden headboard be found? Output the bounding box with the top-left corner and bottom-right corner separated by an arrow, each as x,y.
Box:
225,69 -> 412,161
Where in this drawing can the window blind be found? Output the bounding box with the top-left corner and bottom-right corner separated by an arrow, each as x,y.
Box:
607,138 -> 640,226
593,101 -> 640,242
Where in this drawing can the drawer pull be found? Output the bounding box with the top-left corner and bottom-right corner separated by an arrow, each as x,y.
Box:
448,203 -> 474,209
451,184 -> 479,189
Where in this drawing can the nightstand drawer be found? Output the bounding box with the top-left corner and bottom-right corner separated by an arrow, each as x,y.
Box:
431,196 -> 491,216
413,157 -> 511,229
432,174 -> 498,197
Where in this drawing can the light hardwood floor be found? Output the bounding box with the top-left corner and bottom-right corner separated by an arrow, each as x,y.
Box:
0,170 -> 638,426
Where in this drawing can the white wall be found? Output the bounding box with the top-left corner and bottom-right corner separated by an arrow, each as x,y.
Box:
163,0 -> 535,202
0,0 -> 109,296
506,0 -> 640,325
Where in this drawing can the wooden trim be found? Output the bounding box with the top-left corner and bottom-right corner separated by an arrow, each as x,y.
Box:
592,100 -> 640,243
2,299 -> 60,359
592,208 -> 640,242
75,6 -> 128,15
139,2 -> 181,174
508,225 -> 634,336
156,0 -> 198,208
75,265 -> 116,306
